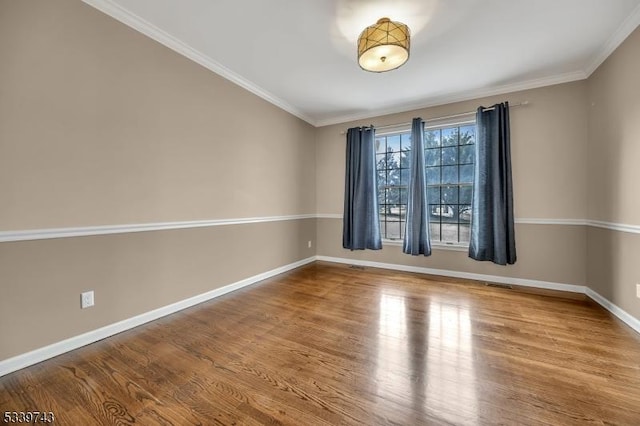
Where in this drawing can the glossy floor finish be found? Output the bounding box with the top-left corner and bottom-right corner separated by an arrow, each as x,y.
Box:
2,262 -> 640,425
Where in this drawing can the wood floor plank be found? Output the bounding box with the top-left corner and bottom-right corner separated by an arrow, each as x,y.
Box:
2,261 -> 640,425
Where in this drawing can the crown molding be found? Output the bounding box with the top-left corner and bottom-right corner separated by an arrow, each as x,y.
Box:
314,71 -> 587,127
81,0 -> 316,126
71,1 -> 640,128
584,2 -> 640,76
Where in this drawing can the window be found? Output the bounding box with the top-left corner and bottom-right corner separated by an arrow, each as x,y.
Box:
426,123 -> 475,244
376,132 -> 411,240
376,122 -> 476,245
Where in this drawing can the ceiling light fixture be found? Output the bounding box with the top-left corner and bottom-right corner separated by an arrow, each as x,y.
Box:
357,17 -> 410,73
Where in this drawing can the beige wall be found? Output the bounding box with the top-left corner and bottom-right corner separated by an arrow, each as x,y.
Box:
1,0 -> 639,365
587,28 -> 640,225
0,0 -> 316,361
587,227 -> 640,319
316,27 -> 640,324
318,220 -> 587,286
587,26 -> 640,319
0,219 -> 316,360
316,82 -> 589,286
0,0 -> 315,230
317,82 -> 588,220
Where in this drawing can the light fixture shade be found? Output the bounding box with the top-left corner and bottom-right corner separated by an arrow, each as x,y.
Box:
358,17 -> 410,72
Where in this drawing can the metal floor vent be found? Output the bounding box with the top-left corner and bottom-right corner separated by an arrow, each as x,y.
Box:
485,282 -> 513,290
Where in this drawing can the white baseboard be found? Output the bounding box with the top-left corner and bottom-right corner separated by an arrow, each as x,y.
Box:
0,256 -> 316,377
316,255 -> 640,335
585,287 -> 640,334
3,255 -> 639,377
316,256 -> 586,293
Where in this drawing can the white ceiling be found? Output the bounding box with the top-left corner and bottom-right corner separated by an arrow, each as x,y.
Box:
84,0 -> 640,126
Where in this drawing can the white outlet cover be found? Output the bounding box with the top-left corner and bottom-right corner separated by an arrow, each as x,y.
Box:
81,291 -> 95,309
636,284 -> 640,299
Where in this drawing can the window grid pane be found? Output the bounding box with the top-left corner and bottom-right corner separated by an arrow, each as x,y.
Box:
376,125 -> 474,243
377,133 -> 410,240
425,123 -> 475,244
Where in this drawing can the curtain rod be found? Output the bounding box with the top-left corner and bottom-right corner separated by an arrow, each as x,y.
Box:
343,101 -> 529,134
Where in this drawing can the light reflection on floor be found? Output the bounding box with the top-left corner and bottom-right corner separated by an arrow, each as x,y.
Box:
375,292 -> 410,404
427,298 -> 478,424
376,290 -> 478,424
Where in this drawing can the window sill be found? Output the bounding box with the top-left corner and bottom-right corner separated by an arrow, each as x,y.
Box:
382,239 -> 469,252
432,242 -> 469,252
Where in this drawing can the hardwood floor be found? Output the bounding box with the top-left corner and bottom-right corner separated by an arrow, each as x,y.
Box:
2,262 -> 640,425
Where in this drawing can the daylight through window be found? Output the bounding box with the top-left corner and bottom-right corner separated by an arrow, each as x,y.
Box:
376,122 -> 476,245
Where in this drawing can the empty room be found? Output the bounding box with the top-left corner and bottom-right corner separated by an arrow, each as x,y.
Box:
2,0 -> 640,424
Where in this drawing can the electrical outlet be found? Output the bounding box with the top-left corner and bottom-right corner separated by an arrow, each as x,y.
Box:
308,240 -> 312,248
81,291 -> 94,309
636,284 -> 640,299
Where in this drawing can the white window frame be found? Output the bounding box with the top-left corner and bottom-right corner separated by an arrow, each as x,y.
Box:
375,118 -> 476,251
